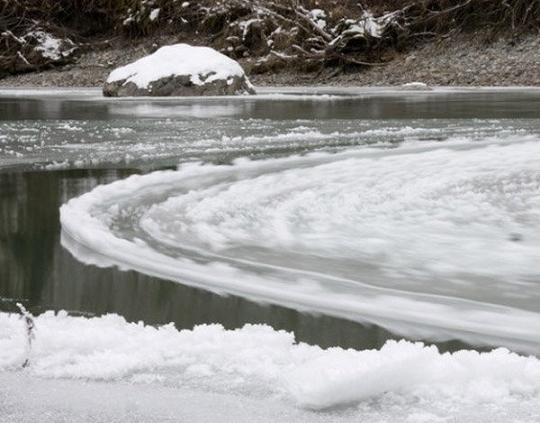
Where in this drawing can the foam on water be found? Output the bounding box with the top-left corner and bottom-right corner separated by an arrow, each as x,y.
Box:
60,138 -> 540,352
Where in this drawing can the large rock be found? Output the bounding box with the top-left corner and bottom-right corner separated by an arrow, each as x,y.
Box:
103,44 -> 255,97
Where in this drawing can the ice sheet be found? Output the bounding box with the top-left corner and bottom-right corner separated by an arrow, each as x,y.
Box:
60,139 -> 540,352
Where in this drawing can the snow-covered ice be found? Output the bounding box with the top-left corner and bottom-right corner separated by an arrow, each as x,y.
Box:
60,139 -> 540,352
2,310 -> 540,421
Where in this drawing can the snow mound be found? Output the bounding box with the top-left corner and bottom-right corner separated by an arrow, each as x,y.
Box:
104,44 -> 255,97
2,311 -> 540,411
106,44 -> 244,87
401,82 -> 431,90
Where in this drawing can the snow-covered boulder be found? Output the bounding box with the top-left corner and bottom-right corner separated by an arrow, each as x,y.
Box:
103,44 -> 255,97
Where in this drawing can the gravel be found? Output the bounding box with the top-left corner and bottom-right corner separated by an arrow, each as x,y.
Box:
1,31 -> 539,88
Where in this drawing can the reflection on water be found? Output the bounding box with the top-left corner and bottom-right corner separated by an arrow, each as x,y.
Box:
0,169 -> 476,351
3,89 -> 540,120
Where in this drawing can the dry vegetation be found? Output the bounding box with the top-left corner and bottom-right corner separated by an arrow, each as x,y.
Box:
1,0 -> 540,77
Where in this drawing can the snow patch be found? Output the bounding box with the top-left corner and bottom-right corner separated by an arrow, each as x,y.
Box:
149,8 -> 160,21
24,30 -> 76,61
2,311 -> 540,410
330,11 -> 398,46
401,82 -> 431,90
308,9 -> 327,30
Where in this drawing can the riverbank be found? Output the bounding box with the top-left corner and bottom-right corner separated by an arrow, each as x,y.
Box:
1,30 -> 539,88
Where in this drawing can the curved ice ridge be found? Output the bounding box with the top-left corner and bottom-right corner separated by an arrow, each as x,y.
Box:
60,140 -> 540,352
2,311 -> 540,411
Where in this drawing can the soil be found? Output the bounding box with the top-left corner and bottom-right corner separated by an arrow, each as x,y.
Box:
1,31 -> 539,88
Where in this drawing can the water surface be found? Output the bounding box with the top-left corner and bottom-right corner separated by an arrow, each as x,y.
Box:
1,88 -> 540,353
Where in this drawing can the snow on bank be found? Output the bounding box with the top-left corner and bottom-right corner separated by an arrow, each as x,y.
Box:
2,311 -> 540,412
106,44 -> 249,88
24,31 -> 76,61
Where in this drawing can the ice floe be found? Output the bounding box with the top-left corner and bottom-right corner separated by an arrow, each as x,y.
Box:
60,140 -> 540,352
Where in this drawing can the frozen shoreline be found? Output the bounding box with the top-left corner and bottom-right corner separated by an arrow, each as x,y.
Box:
2,311 -> 540,422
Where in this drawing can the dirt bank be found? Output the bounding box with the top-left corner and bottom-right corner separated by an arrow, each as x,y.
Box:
1,31 -> 539,88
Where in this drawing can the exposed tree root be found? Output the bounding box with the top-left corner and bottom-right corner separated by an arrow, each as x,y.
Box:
1,0 -> 539,77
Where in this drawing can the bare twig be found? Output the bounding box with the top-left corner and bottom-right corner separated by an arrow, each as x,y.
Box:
16,303 -> 35,368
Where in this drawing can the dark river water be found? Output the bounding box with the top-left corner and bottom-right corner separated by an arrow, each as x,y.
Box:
1,87 -> 540,353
